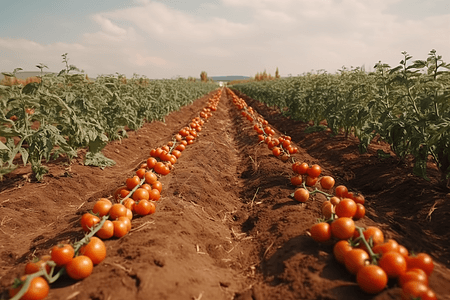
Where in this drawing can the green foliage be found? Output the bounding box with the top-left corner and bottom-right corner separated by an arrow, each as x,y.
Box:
0,55 -> 217,181
232,50 -> 450,182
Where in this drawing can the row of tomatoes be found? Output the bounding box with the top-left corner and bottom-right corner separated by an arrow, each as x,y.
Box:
226,88 -> 438,299
8,89 -> 223,300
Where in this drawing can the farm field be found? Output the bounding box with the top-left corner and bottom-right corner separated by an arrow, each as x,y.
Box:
1,88 -> 450,300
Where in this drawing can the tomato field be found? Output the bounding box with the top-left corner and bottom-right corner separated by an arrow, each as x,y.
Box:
1,79 -> 450,299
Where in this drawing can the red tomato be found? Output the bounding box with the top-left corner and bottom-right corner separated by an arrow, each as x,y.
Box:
109,204 -> 127,220
132,188 -> 150,201
335,198 -> 357,218
65,255 -> 93,280
9,276 -> 49,300
79,237 -> 106,265
305,176 -> 318,186
293,188 -> 309,202
112,220 -> 128,238
51,244 -> 74,266
310,222 -> 332,243
307,164 -> 322,178
398,269 -> 428,287
335,185 -> 348,198
406,253 -> 434,276
333,240 -> 353,264
92,199 -> 112,217
24,255 -> 51,275
126,175 -> 141,190
80,213 -> 100,232
331,217 -> 355,240
357,265 -> 388,294
345,248 -> 370,274
320,176 -> 335,190
378,251 -> 407,278
96,220 -> 114,239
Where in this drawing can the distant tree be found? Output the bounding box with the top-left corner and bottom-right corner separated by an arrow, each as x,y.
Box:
275,67 -> 280,78
200,71 -> 208,82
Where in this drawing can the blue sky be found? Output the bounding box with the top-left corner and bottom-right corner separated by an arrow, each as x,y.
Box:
0,0 -> 449,79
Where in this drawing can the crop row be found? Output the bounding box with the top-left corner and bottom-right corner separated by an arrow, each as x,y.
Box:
231,50 -> 450,184
0,55 -> 217,180
226,87 -> 438,299
6,89 -> 223,300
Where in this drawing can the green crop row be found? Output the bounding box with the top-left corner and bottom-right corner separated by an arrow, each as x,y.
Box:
231,50 -> 450,183
0,55 -> 217,181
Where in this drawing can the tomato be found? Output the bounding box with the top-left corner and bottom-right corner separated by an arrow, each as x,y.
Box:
132,188 -> 150,201
417,288 -> 438,300
136,168 -> 146,179
297,162 -> 309,175
356,265 -> 387,294
65,255 -> 93,280
353,203 -> 365,220
333,240 -> 353,264
345,248 -> 370,274
152,181 -> 163,193
118,216 -> 132,231
398,245 -> 409,258
406,253 -> 434,276
149,189 -> 161,201
321,202 -> 334,219
113,186 -> 130,200
9,276 -> 49,300
378,251 -> 407,278
353,193 -> 365,205
122,198 -> 136,211
329,196 -> 341,206
161,145 -> 170,152
307,164 -> 321,178
320,176 -> 335,190
51,244 -> 74,266
80,213 -> 100,232
126,208 -> 133,220
141,183 -> 152,192
293,188 -> 309,202
154,162 -> 170,175
362,226 -> 384,247
79,237 -> 106,265
92,199 -> 112,217
310,222 -> 331,243
398,269 -> 428,287
175,144 -> 186,152
400,281 -> 429,300
112,220 -> 129,238
372,239 -> 399,255
172,149 -> 181,159
335,185 -> 348,198
134,200 -> 153,215
335,198 -> 357,218
146,157 -> 157,169
305,176 -> 318,186
272,147 -> 281,157
96,220 -> 114,239
126,175 -> 141,190
25,255 -> 51,275
109,204 -> 127,220
290,175 -> 303,186
330,217 -> 355,240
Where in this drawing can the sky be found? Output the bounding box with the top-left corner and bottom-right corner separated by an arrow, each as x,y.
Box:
0,0 -> 449,79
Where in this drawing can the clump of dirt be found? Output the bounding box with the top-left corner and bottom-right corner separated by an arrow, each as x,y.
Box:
0,89 -> 449,300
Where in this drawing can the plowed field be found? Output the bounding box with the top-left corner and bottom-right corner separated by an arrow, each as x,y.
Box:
1,88 -> 449,300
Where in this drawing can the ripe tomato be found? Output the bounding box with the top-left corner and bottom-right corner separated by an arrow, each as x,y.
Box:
136,168 -> 146,179
122,198 -> 136,211
9,276 -> 49,300
397,245 -> 409,258
118,216 -> 132,231
132,188 -> 150,201
25,255 -> 51,275
307,164 -> 321,178
79,237 -> 106,265
112,220 -> 129,238
51,244 -> 74,266
310,222 -> 332,243
297,162 -> 309,175
172,149 -> 181,159
92,199 -> 112,217
109,204 -> 127,220
353,203 -> 366,220
335,198 -> 357,218
322,202 -> 334,219
175,144 -> 186,152
356,265 -> 388,294
406,253 -> 434,276
96,220 -> 114,239
154,162 -> 170,175
305,176 -> 318,186
362,226 -> 384,247
272,147 -> 281,157
152,181 -> 162,193
293,188 -> 309,202
149,189 -> 161,201
333,240 -> 353,264
320,176 -> 335,190
80,213 -> 100,232
330,217 -> 355,240
329,196 -> 341,206
353,193 -> 365,205
65,255 -> 93,280
146,157 -> 157,169
126,175 -> 141,190
141,183 -> 152,192
344,248 -> 370,274
134,200 -> 153,215
113,186 -> 130,200
378,251 -> 407,278
290,175 -> 303,186
398,269 -> 428,287
400,281 -> 430,300
372,239 -> 399,255
335,185 -> 348,198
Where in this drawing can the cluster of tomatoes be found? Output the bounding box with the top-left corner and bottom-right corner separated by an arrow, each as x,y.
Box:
228,89 -> 438,299
227,88 -> 298,161
8,89 -> 223,300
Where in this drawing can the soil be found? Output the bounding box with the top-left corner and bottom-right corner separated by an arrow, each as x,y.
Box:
1,88 -> 449,300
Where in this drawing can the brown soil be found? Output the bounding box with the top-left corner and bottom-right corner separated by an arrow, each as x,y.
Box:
1,89 -> 449,300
